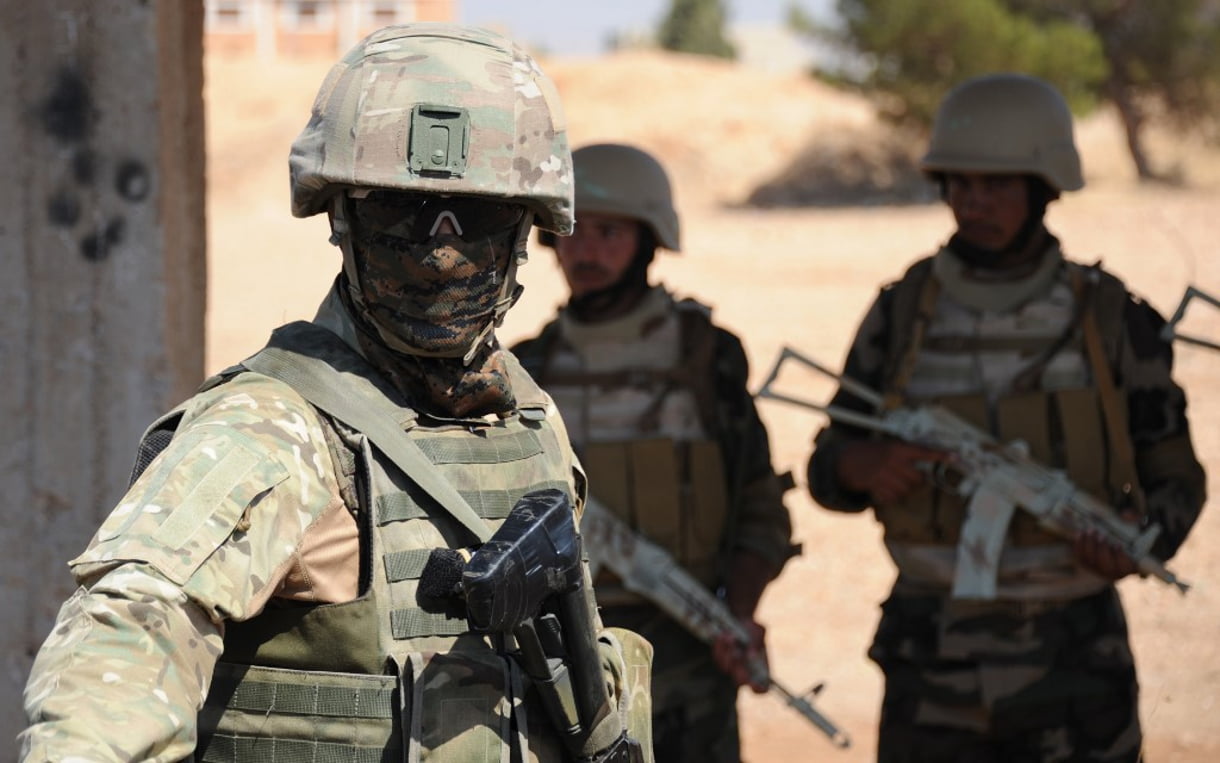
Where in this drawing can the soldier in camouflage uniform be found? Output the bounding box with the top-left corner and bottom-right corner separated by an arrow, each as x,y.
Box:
513,143 -> 798,762
807,73 -> 1206,762
20,24 -> 653,763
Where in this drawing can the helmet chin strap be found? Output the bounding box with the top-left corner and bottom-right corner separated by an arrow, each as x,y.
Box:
329,194 -> 529,367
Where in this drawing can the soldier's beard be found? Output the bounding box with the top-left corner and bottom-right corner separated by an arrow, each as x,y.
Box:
567,247 -> 654,323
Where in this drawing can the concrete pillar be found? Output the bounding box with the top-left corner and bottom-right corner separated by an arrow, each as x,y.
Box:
0,0 -> 205,748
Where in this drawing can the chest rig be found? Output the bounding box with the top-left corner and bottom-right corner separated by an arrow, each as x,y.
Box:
876,257 -> 1143,598
517,299 -> 732,601
185,322 -> 578,762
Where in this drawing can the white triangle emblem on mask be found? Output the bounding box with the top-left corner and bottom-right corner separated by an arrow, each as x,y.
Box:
428,209 -> 464,238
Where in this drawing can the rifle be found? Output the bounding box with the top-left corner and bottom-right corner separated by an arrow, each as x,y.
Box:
1161,284 -> 1220,352
421,488 -> 643,763
756,345 -> 1190,599
579,496 -> 851,749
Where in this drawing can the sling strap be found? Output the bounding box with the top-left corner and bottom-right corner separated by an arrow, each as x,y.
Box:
1070,264 -> 1147,515
243,334 -> 493,545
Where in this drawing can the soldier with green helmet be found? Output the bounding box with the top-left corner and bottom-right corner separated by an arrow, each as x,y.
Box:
20,24 -> 652,762
807,73 -> 1206,761
513,143 -> 798,762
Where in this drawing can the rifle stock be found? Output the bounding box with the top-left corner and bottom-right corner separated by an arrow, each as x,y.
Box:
579,496 -> 851,749
1161,285 -> 1220,352
757,345 -> 1190,597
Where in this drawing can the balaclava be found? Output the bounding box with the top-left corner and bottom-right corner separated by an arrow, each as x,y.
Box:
332,190 -> 530,418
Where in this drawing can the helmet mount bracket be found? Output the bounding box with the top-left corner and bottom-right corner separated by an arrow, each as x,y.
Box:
409,105 -> 470,177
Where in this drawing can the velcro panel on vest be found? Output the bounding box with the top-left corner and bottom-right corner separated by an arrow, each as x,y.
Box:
86,428 -> 286,586
198,662 -> 399,762
391,608 -> 470,639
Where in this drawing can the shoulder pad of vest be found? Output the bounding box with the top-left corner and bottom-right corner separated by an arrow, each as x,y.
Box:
675,296 -> 713,318
882,255 -> 937,293
502,350 -> 551,413
1068,259 -> 1130,316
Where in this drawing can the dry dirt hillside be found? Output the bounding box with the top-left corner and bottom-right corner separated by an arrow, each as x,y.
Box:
206,48 -> 1220,762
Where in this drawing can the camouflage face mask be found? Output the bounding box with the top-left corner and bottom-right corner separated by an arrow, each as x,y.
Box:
347,191 -> 527,359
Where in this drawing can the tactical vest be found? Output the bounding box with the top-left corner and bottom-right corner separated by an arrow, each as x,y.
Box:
876,257 -> 1142,598
515,299 -> 734,602
135,323 -> 583,762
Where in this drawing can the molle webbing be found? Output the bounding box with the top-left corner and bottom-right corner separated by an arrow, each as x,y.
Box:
199,736 -> 389,763
199,663 -> 400,763
209,668 -> 395,719
380,541 -> 468,640
383,548 -> 434,581
390,607 -> 469,639
375,480 -> 571,523
415,429 -> 542,464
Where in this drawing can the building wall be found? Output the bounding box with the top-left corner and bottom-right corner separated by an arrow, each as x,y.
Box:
0,0 -> 206,747
205,0 -> 456,58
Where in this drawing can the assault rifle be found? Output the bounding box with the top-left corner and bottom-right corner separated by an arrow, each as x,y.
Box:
757,345 -> 1190,599
1161,285 -> 1220,352
579,496 -> 852,749
421,488 -> 643,763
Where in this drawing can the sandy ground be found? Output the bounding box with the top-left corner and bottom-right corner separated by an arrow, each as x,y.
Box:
205,50 -> 1220,761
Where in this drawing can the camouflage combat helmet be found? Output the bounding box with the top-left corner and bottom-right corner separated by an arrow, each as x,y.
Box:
920,73 -> 1084,192
289,23 -> 574,234
569,143 -> 681,251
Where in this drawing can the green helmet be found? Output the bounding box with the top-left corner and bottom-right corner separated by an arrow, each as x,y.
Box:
289,23 -> 574,234
920,73 -> 1084,192
570,143 -> 681,251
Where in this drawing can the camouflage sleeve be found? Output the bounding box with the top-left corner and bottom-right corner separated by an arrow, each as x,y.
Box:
20,374 -> 343,762
713,327 -> 796,572
1116,296 -> 1207,560
807,289 -> 894,512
